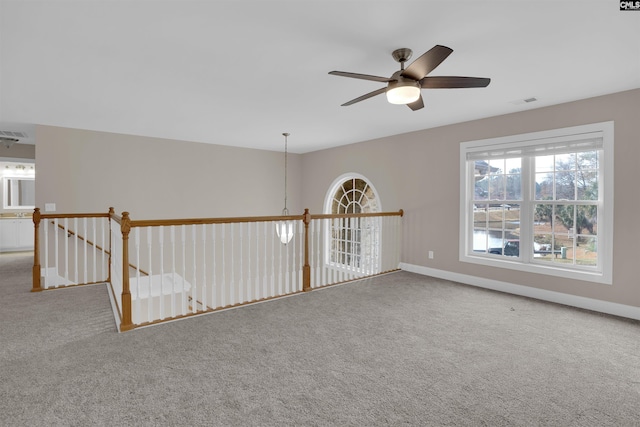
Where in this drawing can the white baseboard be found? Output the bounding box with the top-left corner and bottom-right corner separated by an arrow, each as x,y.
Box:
399,263 -> 640,321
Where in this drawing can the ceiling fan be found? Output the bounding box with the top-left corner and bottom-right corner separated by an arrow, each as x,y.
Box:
329,45 -> 490,111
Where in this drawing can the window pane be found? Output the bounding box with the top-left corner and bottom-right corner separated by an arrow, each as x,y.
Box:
505,157 -> 521,173
488,229 -> 505,253
474,177 -> 488,200
489,159 -> 504,174
576,170 -> 598,200
576,236 -> 597,266
534,204 -> 553,232
506,173 -> 521,199
488,175 -> 505,200
555,153 -> 573,170
553,205 -> 574,234
554,170 -> 576,200
536,155 -> 554,173
473,205 -> 488,228
535,173 -> 553,200
473,229 -> 489,252
533,234 -> 554,262
577,151 -> 598,170
576,205 -> 597,236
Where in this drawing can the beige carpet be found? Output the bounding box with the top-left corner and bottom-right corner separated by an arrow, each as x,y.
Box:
1,251 -> 639,426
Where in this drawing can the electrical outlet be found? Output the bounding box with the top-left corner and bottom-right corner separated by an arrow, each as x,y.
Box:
428,251 -> 434,259
45,203 -> 56,212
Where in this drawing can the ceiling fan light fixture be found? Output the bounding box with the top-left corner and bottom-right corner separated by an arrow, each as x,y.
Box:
386,79 -> 420,105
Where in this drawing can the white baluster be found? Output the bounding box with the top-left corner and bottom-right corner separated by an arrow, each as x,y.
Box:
230,223 -> 236,305
62,218 -> 68,283
147,226 -> 153,323
349,217 -> 355,280
379,216 -> 384,272
297,220 -> 302,291
316,220 -> 322,288
82,218 -> 88,284
221,224 -> 226,307
239,223 -> 244,303
134,228 -> 141,325
369,216 -> 375,273
201,224 -> 207,310
191,224 -> 197,313
278,222 -> 283,295
252,222 -> 258,301
371,216 -> 377,273
101,218 -> 106,281
181,225 -> 188,315
92,217 -> 97,283
247,222 -> 252,302
270,221 -> 275,297
284,226 -> 290,294
43,219 -> 49,289
170,225 -> 176,318
72,218 -> 78,283
311,219 -> 317,288
263,221 -> 268,298
211,224 -> 217,310
159,226 -> 165,320
316,219 -> 330,286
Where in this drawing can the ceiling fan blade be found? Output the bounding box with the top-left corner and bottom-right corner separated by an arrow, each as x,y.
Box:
420,76 -> 491,88
407,95 -> 424,111
401,45 -> 453,80
340,87 -> 386,106
329,71 -> 392,83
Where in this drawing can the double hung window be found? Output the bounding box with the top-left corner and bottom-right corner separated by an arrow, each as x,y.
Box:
460,122 -> 613,284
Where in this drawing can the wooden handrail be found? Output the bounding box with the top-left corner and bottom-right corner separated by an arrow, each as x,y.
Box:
129,214 -> 304,228
310,210 -> 404,220
121,210 -> 403,228
39,212 -> 110,220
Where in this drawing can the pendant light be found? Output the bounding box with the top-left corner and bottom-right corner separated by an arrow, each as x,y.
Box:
276,132 -> 294,244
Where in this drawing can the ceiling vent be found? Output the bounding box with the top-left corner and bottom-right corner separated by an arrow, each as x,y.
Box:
0,130 -> 27,138
1,136 -> 19,148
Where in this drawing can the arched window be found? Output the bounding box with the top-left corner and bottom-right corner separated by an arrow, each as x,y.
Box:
324,174 -> 380,271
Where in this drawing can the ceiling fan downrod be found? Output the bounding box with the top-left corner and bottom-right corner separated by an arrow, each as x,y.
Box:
392,48 -> 413,70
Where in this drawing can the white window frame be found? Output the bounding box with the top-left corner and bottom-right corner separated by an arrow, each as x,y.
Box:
459,121 -> 614,284
323,173 -> 381,273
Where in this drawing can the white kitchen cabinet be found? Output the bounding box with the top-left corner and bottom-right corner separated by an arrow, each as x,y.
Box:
0,218 -> 34,252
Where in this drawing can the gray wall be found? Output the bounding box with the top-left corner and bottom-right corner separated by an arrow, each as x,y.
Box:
301,89 -> 640,308
35,126 -> 302,220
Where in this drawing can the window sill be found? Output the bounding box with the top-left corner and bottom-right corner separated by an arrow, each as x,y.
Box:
460,253 -> 611,285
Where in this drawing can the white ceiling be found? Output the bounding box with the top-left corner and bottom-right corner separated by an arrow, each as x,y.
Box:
1,1 -> 639,153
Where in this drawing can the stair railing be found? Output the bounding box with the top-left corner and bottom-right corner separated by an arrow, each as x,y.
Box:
33,208 -> 403,332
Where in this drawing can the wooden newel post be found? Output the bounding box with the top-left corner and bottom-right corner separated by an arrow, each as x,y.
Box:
302,208 -> 311,292
120,212 -> 134,331
31,208 -> 42,292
